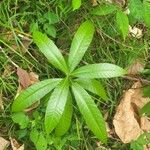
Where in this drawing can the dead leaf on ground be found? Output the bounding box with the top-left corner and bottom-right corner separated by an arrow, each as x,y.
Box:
91,0 -> 98,6
16,67 -> 39,112
128,60 -> 145,75
10,138 -> 24,150
113,82 -> 150,143
129,26 -> 143,39
0,137 -> 10,150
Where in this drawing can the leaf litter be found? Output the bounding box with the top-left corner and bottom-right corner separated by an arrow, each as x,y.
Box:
0,137 -> 10,150
113,81 -> 150,144
16,67 -> 39,112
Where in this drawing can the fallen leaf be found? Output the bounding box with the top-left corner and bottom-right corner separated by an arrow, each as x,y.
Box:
17,68 -> 31,89
16,67 -> 39,91
16,67 -> 39,112
128,60 -> 145,75
129,25 -> 143,39
91,0 -> 98,6
10,138 -> 24,150
113,82 -> 150,143
0,137 -> 10,150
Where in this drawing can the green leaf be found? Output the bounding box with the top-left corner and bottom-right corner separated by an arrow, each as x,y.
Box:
12,112 -> 29,129
72,0 -> 81,11
143,1 -> 150,28
143,86 -> 150,97
30,129 -> 47,150
68,21 -> 95,72
130,132 -> 150,150
30,22 -> 38,33
91,4 -> 117,16
43,24 -> 56,38
33,31 -> 68,73
72,63 -> 126,79
12,79 -> 61,112
45,79 -> 69,134
116,11 -> 129,40
55,92 -> 73,136
140,102 -> 150,116
128,0 -> 144,21
72,82 -> 107,143
43,12 -> 59,24
75,78 -> 108,101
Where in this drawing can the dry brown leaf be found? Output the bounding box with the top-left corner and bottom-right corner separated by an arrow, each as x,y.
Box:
10,138 -> 24,150
17,67 -> 31,89
16,67 -> 39,112
113,82 -> 150,143
128,60 -> 145,75
91,0 -> 98,6
129,26 -> 143,38
0,137 -> 10,150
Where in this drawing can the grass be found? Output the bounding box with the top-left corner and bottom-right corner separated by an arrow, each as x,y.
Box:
0,0 -> 149,149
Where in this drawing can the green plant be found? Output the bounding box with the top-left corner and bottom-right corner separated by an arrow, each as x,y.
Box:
11,21 -> 126,144
91,0 -> 150,40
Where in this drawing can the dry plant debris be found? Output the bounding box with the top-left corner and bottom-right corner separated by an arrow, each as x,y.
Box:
16,67 -> 39,112
0,137 -> 10,150
10,138 -> 24,150
113,82 -> 150,143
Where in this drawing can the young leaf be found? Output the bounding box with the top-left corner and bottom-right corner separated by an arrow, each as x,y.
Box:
30,129 -> 47,150
72,82 -> 107,143
12,79 -> 61,112
116,11 -> 129,40
72,63 -> 126,79
12,112 -> 29,129
33,31 -> 68,73
43,12 -> 59,25
91,4 -> 117,16
68,21 -> 95,72
140,102 -> 150,116
55,92 -> 73,136
45,79 -> 69,134
75,78 -> 108,101
43,24 -> 56,38
72,0 -> 81,11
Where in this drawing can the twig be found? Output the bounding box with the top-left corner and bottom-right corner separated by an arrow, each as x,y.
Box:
0,46 -> 19,68
123,75 -> 150,85
96,29 -> 133,49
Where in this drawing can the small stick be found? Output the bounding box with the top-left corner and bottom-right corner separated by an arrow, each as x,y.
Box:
0,46 -> 19,68
123,75 -> 150,85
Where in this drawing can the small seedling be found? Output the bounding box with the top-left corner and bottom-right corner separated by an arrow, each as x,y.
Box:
12,21 -> 126,143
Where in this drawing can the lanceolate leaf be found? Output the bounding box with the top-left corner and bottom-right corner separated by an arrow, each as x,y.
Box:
55,92 -> 73,136
91,4 -> 117,16
68,21 -> 95,72
75,78 -> 108,101
72,0 -> 81,11
33,31 -> 68,73
72,83 -> 107,143
72,63 -> 126,79
116,11 -> 129,40
45,79 -> 69,134
12,79 -> 61,112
